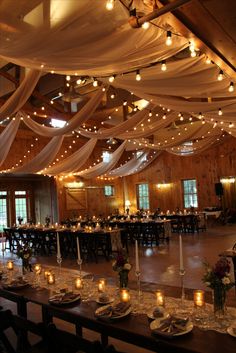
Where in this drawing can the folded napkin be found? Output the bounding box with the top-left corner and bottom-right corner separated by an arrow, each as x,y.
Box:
112,302 -> 131,316
152,316 -> 189,338
49,292 -> 80,304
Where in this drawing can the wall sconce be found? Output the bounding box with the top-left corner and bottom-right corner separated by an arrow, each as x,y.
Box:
157,183 -> 171,189
220,177 -> 235,184
125,200 -> 131,215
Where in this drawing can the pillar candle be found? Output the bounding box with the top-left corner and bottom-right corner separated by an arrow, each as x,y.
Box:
77,237 -> 81,262
179,234 -> 184,271
56,232 -> 61,258
135,240 -> 140,273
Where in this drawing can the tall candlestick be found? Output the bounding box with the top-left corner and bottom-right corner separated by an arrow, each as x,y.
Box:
179,234 -> 184,271
77,237 -> 81,262
56,232 -> 61,258
135,240 -> 140,273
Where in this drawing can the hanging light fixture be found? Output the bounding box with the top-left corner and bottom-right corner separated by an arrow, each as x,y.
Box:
217,70 -> 224,81
218,108 -> 223,116
93,78 -> 98,87
142,22 -> 150,29
108,75 -> 116,83
166,31 -> 172,46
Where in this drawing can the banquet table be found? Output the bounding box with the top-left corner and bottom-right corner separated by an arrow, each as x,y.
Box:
0,273 -> 235,353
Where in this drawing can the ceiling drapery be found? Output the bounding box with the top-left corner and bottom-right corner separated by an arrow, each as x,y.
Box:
42,138 -> 97,176
0,69 -> 41,122
76,141 -> 128,179
13,135 -> 64,174
0,114 -> 21,166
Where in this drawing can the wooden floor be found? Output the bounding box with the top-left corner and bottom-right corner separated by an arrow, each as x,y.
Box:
1,224 -> 236,353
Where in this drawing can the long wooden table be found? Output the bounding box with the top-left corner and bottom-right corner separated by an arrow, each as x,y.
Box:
0,279 -> 235,353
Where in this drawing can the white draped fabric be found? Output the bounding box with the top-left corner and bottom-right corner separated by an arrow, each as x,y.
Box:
22,87 -> 106,136
0,1 -> 188,75
77,141 -> 127,179
0,69 -> 41,122
13,135 -> 64,174
0,114 -> 21,166
77,106 -> 151,139
43,138 -> 97,175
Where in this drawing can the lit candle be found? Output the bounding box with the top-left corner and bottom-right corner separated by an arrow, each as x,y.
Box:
76,237 -> 81,262
34,263 -> 42,275
98,278 -> 106,292
108,227 -> 112,231
135,240 -> 140,273
179,234 -> 184,271
55,222 -> 58,228
44,269 -> 51,279
7,260 -> 14,270
194,290 -> 205,308
56,232 -> 61,259
75,277 -> 83,290
120,289 -> 130,302
47,273 -> 55,285
156,290 -> 165,307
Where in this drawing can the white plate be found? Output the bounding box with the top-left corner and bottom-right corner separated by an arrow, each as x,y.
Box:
227,327 -> 236,338
49,293 -> 81,306
147,308 -> 169,320
150,317 -> 193,336
96,297 -> 114,305
95,303 -> 131,320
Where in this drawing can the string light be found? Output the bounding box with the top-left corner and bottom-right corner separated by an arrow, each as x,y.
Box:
66,75 -> 71,81
106,0 -> 114,11
108,75 -> 115,83
93,78 -> 98,87
229,82 -> 234,92
217,70 -> 224,81
76,78 -> 82,85
161,60 -> 167,71
166,31 -> 172,46
136,70 -> 141,81
142,22 -> 150,29
205,57 -> 211,64
218,108 -> 223,116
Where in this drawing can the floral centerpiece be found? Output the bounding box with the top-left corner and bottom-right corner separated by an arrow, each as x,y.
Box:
112,250 -> 131,288
17,244 -> 32,274
202,257 -> 234,317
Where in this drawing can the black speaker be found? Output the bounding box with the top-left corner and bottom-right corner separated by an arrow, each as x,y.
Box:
215,182 -> 223,196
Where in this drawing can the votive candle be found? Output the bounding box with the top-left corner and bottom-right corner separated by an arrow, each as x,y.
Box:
155,290 -> 165,307
75,277 -> 83,290
47,273 -> 55,285
44,269 -> 52,279
194,289 -> 205,308
6,260 -> 14,270
98,278 -> 106,292
34,263 -> 42,275
120,289 -> 130,302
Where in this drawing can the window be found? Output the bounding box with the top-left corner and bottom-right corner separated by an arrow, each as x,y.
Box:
0,191 -> 7,231
102,151 -> 111,163
182,179 -> 198,208
15,191 -> 28,223
137,183 -> 149,210
104,185 -> 114,196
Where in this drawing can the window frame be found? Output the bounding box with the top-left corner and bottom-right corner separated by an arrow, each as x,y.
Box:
136,183 -> 150,210
182,179 -> 198,208
104,185 -> 115,197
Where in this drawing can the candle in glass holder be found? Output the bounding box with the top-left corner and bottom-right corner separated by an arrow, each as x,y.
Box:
44,269 -> 52,279
120,289 -> 130,302
75,277 -> 83,290
7,260 -> 14,270
193,290 -> 205,308
155,290 -> 165,307
108,227 -> 112,231
34,263 -> 42,275
98,278 -> 106,292
47,273 -> 55,285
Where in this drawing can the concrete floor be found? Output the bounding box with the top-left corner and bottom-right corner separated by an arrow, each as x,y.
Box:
1,224 -> 236,353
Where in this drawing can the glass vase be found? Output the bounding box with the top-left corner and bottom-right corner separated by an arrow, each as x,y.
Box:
212,286 -> 226,318
119,270 -> 129,288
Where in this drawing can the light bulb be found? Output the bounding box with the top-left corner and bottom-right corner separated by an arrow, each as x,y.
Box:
136,70 -> 141,81
190,50 -> 196,57
189,41 -> 195,52
161,60 -> 167,71
218,108 -> 223,116
166,31 -> 172,46
205,57 -> 211,64
106,0 -> 114,11
76,78 -> 82,85
229,82 -> 234,92
93,78 -> 98,87
142,22 -> 150,29
108,75 -> 115,83
110,94 -> 115,99
229,122 -> 234,128
217,70 -> 223,81
123,100 -> 127,106
149,111 -> 152,117
198,112 -> 203,119
66,75 -> 71,81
